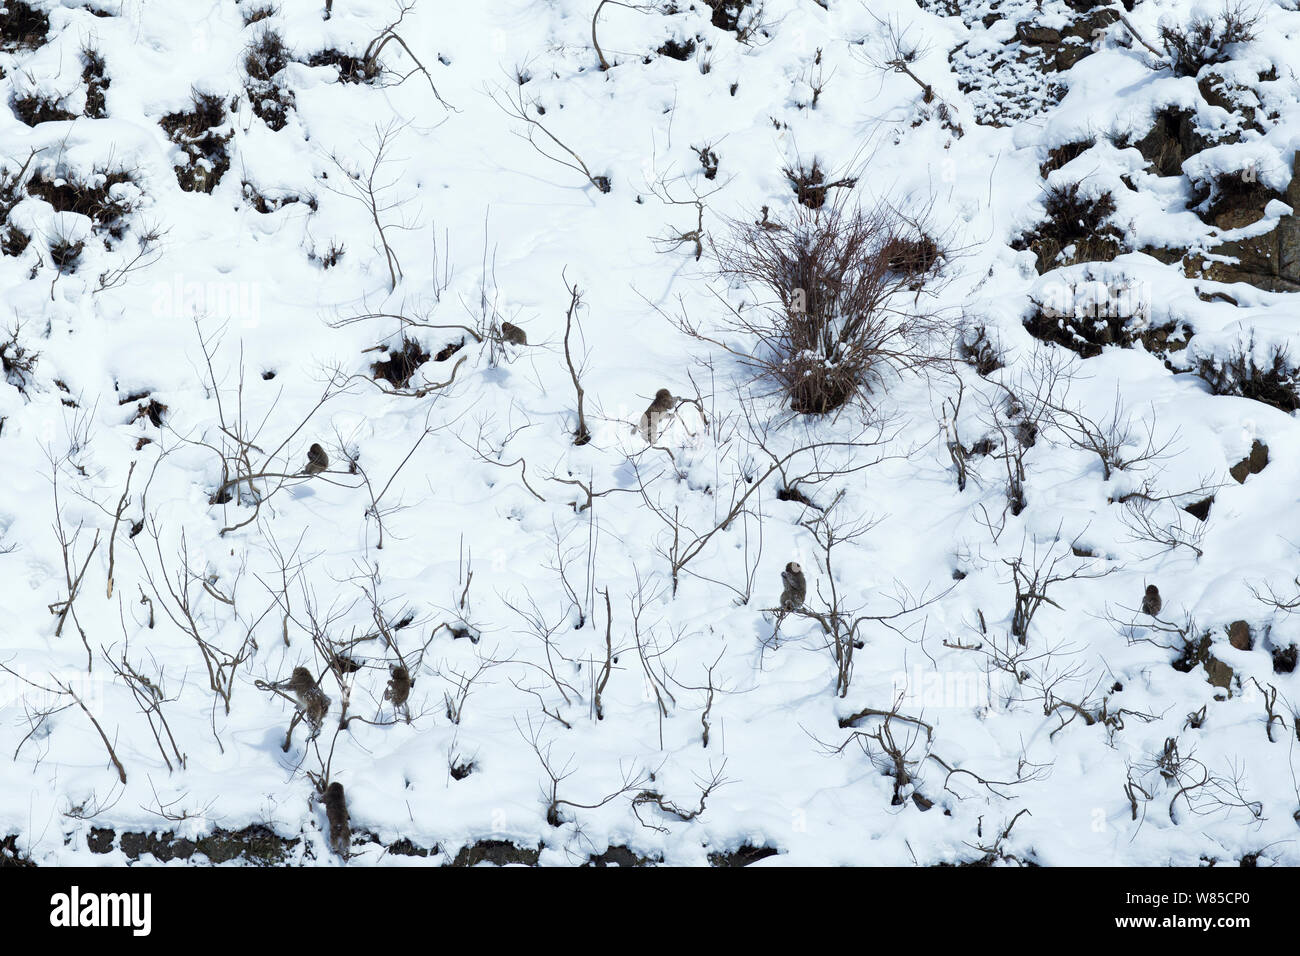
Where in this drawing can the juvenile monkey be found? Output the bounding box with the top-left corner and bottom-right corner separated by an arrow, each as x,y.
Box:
638,389 -> 676,443
384,665 -> 411,708
1140,584 -> 1161,617
286,666 -> 330,735
780,562 -> 806,611
304,443 -> 330,476
323,782 -> 350,857
500,321 -> 527,346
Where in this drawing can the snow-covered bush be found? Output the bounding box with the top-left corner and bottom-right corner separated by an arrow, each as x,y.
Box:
1193,335 -> 1300,412
689,197 -> 945,414
1158,5 -> 1258,78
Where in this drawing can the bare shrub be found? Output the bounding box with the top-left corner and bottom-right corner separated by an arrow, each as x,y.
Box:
1044,386 -> 1176,481
782,496 -> 951,696
491,85 -> 611,193
1,324 -> 39,393
48,230 -> 85,273
782,158 -> 856,210
957,321 -> 1005,376
1158,5 -> 1258,78
1004,532 -> 1115,644
319,122 -> 412,292
682,195 -> 945,414
244,27 -> 291,82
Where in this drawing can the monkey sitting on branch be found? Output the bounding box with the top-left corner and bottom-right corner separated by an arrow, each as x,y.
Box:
638,389 -> 677,444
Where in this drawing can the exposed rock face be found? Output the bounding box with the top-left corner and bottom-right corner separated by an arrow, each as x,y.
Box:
1228,620 -> 1253,651
1229,439 -> 1268,483
1015,9 -> 1118,72
1189,172 -> 1284,231
1174,635 -> 1235,697
450,840 -> 541,866
707,844 -> 780,866
1196,68 -> 1272,134
86,825 -> 299,864
1132,107 -> 1216,178
1023,284 -> 1191,359
1186,153 -> 1300,292
1205,656 -> 1234,695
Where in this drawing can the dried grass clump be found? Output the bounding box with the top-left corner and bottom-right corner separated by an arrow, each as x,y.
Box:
162,93 -> 234,193
1012,181 -> 1123,273
26,167 -> 139,239
0,1 -> 49,52
1195,337 -> 1300,413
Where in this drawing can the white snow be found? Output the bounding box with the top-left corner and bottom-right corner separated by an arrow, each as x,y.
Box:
0,0 -> 1298,866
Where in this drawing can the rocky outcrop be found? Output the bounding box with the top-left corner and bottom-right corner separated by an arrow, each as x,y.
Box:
87,825 -> 300,865
1185,153 -> 1300,291
1173,634 -> 1235,697
1229,439 -> 1268,483
1131,107 -> 1217,178
1015,8 -> 1119,73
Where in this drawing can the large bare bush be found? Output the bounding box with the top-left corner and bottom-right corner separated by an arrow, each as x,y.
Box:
679,196 -> 945,414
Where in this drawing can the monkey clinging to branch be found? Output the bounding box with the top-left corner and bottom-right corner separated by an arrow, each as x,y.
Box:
638,388 -> 677,443
278,666 -> 331,751
384,665 -> 410,706
324,781 -> 350,858
780,562 -> 806,611
384,665 -> 411,721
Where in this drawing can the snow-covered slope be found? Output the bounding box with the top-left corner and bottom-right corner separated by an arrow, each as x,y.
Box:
1,0 -> 1298,865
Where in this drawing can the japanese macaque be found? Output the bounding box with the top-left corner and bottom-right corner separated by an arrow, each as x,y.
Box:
304,443 -> 330,475
780,562 -> 806,611
1141,584 -> 1162,617
638,389 -> 676,443
500,321 -> 527,346
287,666 -> 330,734
384,665 -> 411,708
323,782 -> 350,857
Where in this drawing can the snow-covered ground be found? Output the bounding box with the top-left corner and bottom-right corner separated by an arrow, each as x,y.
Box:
1,0 -> 1299,865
